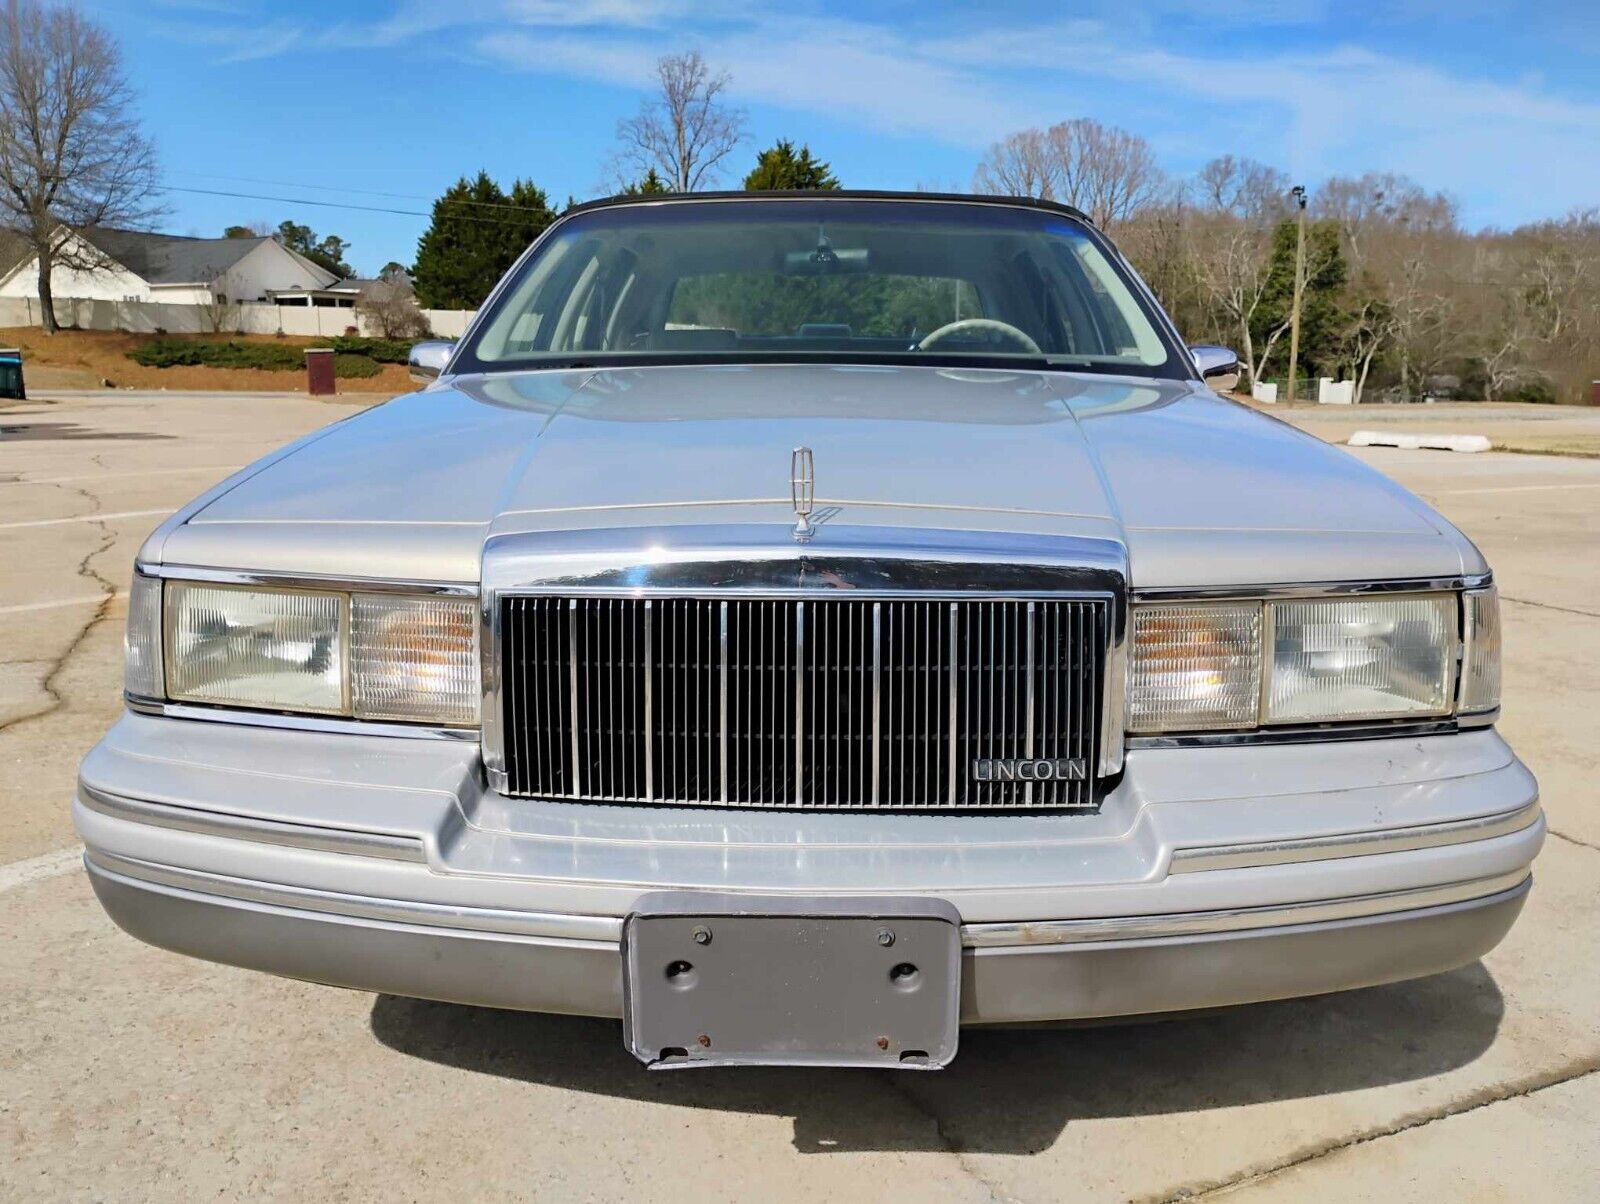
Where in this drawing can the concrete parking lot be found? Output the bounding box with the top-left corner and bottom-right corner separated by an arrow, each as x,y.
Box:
3,389 -> 1597,1202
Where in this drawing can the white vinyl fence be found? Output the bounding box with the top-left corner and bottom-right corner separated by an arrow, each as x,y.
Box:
1317,378 -> 1356,405
0,296 -> 474,339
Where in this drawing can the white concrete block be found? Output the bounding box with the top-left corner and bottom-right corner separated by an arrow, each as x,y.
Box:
1348,431 -> 1492,453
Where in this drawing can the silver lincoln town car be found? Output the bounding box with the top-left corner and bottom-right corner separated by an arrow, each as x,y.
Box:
77,191 -> 1541,1068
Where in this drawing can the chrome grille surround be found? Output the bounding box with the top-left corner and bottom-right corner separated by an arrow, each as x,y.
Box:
480,525 -> 1129,812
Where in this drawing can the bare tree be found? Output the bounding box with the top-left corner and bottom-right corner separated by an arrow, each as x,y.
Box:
195,280 -> 239,335
971,128 -> 1058,199
1044,119 -> 1162,230
1182,157 -> 1293,386
614,51 -> 745,192
973,119 -> 1161,230
0,1 -> 160,333
1119,185 -> 1206,337
356,276 -> 431,340
1197,155 -> 1291,224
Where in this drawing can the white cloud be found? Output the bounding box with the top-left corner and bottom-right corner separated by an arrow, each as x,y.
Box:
153,0 -> 1600,226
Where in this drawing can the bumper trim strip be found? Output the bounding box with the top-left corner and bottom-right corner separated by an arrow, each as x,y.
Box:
961,871 -> 1530,947
1169,800 -> 1541,874
87,850 -> 620,942
82,849 -> 1528,951
77,786 -> 428,864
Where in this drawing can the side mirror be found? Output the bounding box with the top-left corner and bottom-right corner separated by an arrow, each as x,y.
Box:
1190,345 -> 1241,393
409,340 -> 454,382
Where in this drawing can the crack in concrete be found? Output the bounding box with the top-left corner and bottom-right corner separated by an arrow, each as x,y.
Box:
1548,828 -> 1600,853
1151,1057 -> 1600,1201
880,1075 -> 1012,1204
1500,595 -> 1600,620
0,470 -> 118,736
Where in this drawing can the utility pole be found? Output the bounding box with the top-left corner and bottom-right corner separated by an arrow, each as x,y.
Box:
1285,184 -> 1308,405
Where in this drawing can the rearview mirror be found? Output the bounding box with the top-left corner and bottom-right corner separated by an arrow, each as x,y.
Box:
409,340 -> 454,382
782,247 -> 870,275
1190,345 -> 1241,393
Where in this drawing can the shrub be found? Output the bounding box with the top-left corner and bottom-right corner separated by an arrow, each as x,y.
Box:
314,335 -> 413,363
332,352 -> 382,378
126,338 -> 397,377
127,339 -> 303,371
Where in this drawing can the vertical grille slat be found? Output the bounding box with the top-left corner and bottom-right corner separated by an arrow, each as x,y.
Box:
500,595 -> 1106,810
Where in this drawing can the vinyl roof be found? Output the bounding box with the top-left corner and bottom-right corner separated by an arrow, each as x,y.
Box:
560,189 -> 1094,225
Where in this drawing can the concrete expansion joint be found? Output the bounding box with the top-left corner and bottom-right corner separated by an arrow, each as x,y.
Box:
880,1075 -> 1013,1204
1547,828 -> 1600,853
1499,595 -> 1600,621
1155,1056 -> 1600,1202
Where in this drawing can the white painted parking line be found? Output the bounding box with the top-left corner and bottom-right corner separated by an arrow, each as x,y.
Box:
0,593 -> 116,616
6,466 -> 240,486
0,508 -> 169,530
0,846 -> 82,894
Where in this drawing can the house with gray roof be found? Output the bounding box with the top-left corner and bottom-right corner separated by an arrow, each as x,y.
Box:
0,226 -> 337,308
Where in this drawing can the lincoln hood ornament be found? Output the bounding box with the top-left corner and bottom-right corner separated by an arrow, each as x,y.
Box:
790,446 -> 816,543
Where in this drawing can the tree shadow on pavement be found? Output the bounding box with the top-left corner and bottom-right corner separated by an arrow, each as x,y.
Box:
369,961 -> 1503,1155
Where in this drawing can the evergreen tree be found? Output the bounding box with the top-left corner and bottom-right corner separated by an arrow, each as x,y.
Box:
1252,218 -> 1348,378
412,171 -> 556,309
621,168 -> 670,195
274,221 -> 353,277
743,140 -> 839,191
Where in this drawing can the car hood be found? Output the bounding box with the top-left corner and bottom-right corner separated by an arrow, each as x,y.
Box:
156,363 -> 1480,588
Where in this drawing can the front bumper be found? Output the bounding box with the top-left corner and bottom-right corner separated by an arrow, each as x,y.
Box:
74,713 -> 1542,1024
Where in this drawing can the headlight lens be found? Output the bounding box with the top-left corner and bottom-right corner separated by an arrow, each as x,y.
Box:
1130,591 -> 1471,733
1128,602 -> 1261,732
1459,587 -> 1501,713
166,582 -> 346,713
135,576 -> 480,726
1265,595 -> 1455,723
350,593 -> 479,724
124,572 -> 164,699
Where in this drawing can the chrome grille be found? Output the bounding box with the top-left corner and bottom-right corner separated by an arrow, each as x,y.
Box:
499,596 -> 1107,810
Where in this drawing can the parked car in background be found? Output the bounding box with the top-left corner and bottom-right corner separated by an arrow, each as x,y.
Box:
76,192 -> 1540,1068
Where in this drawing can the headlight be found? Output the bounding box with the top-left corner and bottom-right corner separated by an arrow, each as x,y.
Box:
1265,595 -> 1455,723
166,582 -> 346,713
128,575 -> 480,726
1130,591 -> 1473,733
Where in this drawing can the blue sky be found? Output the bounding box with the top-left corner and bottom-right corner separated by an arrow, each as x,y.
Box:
91,0 -> 1600,275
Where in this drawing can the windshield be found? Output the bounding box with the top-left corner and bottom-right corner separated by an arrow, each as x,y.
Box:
457,198 -> 1184,378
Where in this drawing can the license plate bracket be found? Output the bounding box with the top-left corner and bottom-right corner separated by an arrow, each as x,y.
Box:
622,892 -> 962,1069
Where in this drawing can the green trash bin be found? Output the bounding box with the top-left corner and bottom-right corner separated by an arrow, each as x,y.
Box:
0,348 -> 24,400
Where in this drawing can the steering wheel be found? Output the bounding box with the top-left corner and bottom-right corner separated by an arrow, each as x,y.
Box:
917,318 -> 1042,355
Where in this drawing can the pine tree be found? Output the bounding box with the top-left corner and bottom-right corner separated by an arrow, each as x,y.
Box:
621,168 -> 670,195
743,140 -> 840,191
412,171 -> 555,309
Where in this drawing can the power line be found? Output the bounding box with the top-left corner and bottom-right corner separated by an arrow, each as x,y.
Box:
168,171 -> 561,216
162,185 -> 553,229
169,171 -> 435,202
167,185 -> 427,217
